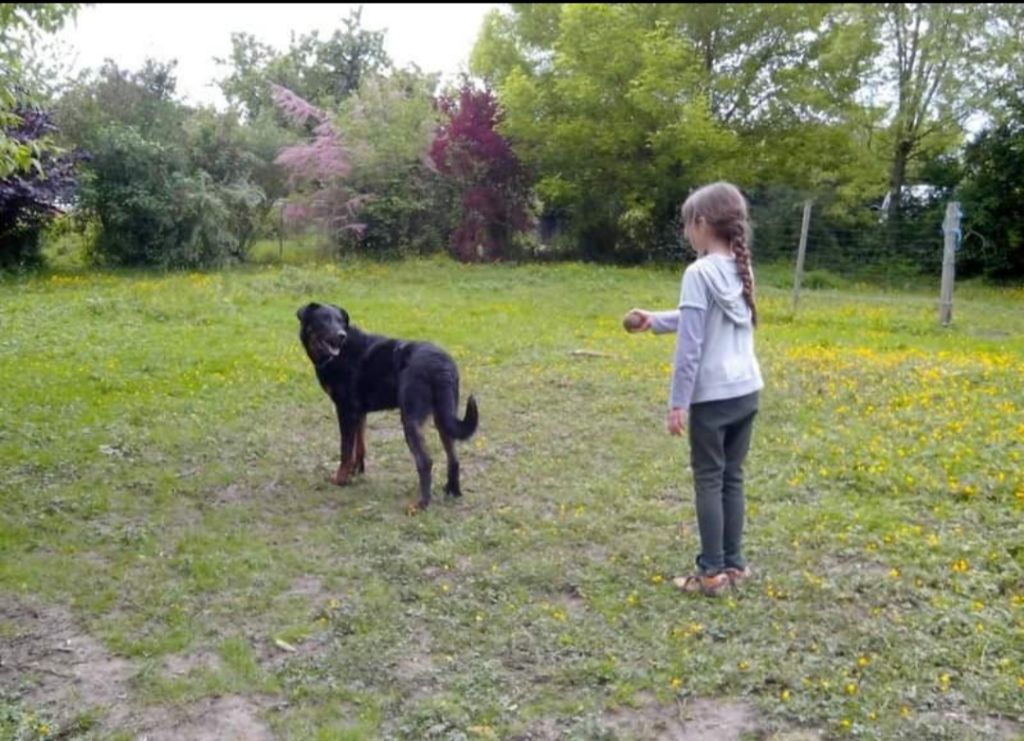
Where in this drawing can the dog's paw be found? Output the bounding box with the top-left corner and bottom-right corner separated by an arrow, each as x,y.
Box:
330,465 -> 353,486
405,501 -> 427,516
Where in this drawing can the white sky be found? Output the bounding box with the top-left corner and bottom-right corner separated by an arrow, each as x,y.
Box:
52,3 -> 501,108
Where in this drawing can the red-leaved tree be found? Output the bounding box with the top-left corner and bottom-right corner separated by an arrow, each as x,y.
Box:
270,83 -> 369,243
429,85 -> 531,262
1,104 -> 84,266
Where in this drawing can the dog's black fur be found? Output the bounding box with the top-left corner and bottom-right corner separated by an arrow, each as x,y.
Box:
297,302 -> 478,510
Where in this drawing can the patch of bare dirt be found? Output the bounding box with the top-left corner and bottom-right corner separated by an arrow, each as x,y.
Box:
161,650 -> 223,677
0,598 -> 133,729
214,483 -> 249,505
918,711 -> 1022,740
0,597 -> 279,739
137,694 -> 276,741
512,696 -> 766,740
283,575 -> 325,599
255,574 -> 339,670
602,694 -> 759,740
395,626 -> 436,689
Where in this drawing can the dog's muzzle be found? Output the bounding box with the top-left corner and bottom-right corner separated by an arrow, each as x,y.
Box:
314,332 -> 347,369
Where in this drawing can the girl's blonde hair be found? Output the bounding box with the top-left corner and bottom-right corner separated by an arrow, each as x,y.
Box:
681,181 -> 757,326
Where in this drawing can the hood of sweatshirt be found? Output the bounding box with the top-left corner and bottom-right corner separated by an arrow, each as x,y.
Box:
701,254 -> 752,326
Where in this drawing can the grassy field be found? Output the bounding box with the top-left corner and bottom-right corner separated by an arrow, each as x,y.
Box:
1,256 -> 1022,740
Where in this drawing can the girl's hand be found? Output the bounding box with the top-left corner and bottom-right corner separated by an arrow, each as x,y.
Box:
667,407 -> 687,436
624,308 -> 653,333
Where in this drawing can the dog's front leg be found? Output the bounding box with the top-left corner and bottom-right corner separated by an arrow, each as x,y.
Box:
355,417 -> 367,474
331,407 -> 359,486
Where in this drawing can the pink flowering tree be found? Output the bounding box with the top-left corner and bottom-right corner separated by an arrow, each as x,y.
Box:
270,83 -> 368,243
429,85 -> 532,262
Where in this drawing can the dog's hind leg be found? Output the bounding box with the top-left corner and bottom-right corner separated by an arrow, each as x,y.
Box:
402,416 -> 433,510
437,429 -> 461,498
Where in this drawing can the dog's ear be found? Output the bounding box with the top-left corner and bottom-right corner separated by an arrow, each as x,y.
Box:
296,302 -> 320,322
329,304 -> 350,327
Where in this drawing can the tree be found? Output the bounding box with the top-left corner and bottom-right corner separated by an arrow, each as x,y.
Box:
864,4 -> 1008,221
0,104 -> 83,266
214,32 -> 278,122
472,3 -> 735,260
1,3 -> 81,177
59,59 -> 268,268
632,4 -> 867,129
78,126 -> 182,266
335,67 -> 453,255
429,83 -> 531,262
216,7 -> 391,122
80,124 -> 260,269
959,95 -> 1024,278
270,84 -> 368,245
183,108 -> 268,256
55,59 -> 187,151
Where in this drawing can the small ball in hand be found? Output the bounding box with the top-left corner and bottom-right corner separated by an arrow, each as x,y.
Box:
623,311 -> 644,331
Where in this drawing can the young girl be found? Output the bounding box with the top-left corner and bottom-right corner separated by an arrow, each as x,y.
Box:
626,182 -> 763,597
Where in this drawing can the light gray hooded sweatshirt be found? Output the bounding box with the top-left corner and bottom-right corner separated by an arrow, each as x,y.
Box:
651,253 -> 764,409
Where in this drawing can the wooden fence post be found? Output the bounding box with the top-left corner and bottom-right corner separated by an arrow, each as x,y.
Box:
792,199 -> 813,311
939,202 -> 960,326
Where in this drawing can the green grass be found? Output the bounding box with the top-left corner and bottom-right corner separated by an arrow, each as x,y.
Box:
1,256 -> 1022,740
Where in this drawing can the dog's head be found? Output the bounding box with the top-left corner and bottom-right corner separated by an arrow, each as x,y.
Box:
297,302 -> 350,367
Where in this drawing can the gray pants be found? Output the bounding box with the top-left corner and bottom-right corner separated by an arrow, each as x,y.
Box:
688,391 -> 759,575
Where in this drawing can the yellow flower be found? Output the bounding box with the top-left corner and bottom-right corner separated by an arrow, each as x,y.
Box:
840,718 -> 852,730
889,568 -> 901,579
780,689 -> 791,702
900,705 -> 911,718
951,559 -> 969,573
1017,676 -> 1024,689
738,660 -> 750,671
651,574 -> 664,585
858,655 -> 871,667
845,682 -> 858,695
671,677 -> 683,689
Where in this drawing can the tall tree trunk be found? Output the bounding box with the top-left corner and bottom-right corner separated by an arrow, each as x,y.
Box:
887,138 -> 912,247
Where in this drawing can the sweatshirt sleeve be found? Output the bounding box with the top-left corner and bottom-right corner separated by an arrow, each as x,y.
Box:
652,263 -> 709,333
679,263 -> 710,311
649,310 -> 680,334
669,306 -> 707,410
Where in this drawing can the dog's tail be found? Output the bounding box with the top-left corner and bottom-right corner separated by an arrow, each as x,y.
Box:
436,390 -> 479,441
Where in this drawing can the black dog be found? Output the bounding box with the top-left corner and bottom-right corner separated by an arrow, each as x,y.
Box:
297,302 -> 478,510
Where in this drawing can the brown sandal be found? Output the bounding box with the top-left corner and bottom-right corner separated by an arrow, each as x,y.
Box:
673,572 -> 730,597
725,566 -> 752,586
